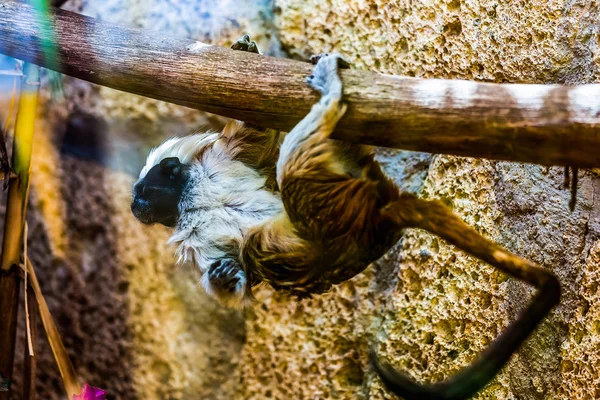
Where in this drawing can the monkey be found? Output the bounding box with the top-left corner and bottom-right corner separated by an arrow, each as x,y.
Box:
132,36 -> 561,399
132,36 -> 283,308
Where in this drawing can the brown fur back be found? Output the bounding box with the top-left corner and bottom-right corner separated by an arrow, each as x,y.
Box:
220,120 -> 282,192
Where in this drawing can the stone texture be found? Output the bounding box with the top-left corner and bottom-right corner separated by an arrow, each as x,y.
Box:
231,1 -> 600,399
274,0 -> 600,83
1,0 -> 282,398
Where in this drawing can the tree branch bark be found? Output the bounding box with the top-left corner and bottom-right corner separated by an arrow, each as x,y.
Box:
1,1 -> 600,167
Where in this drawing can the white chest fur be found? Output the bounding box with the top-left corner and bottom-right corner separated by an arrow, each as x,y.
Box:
168,144 -> 282,272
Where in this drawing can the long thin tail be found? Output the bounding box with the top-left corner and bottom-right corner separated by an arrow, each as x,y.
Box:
372,193 -> 560,400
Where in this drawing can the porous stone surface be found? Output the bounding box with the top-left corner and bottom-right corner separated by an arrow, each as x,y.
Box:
2,0 -> 281,398
231,1 -> 600,399
274,0 -> 600,83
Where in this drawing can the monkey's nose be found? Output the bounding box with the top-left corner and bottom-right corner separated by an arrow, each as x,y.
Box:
130,197 -> 152,224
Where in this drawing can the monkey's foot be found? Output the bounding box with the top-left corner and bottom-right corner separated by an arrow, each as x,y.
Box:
231,34 -> 260,54
306,53 -> 347,97
202,258 -> 250,308
309,53 -> 350,68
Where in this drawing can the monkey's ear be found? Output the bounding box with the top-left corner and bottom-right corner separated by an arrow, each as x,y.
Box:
221,120 -> 244,141
159,157 -> 183,177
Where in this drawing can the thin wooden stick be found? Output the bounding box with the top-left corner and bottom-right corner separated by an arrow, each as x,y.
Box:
25,257 -> 81,398
17,221 -> 37,400
1,1 -> 600,167
0,62 -> 40,400
23,224 -> 33,357
23,222 -> 34,357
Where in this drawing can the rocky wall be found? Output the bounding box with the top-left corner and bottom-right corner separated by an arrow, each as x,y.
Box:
235,1 -> 600,399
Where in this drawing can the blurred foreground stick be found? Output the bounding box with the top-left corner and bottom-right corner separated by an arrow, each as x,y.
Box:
1,0 -> 600,167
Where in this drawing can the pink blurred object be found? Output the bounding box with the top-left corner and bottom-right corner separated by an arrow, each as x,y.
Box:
72,383 -> 107,400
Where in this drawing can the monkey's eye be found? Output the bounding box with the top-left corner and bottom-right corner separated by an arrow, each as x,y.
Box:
169,174 -> 176,181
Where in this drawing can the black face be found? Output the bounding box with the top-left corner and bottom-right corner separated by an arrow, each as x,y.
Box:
131,157 -> 190,227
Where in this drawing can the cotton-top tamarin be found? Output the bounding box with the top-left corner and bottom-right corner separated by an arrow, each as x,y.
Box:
131,36 -> 560,400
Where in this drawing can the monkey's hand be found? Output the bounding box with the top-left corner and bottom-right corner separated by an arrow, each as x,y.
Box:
231,34 -> 260,54
202,258 -> 250,308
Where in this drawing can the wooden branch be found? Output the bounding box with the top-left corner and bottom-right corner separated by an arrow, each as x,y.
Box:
1,1 -> 600,167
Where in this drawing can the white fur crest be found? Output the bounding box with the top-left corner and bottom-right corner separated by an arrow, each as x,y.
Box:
139,132 -> 219,179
